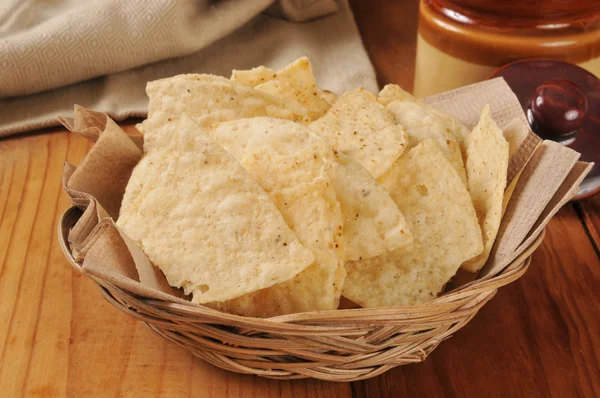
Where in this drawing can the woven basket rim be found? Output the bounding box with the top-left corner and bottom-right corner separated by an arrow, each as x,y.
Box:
58,205 -> 545,326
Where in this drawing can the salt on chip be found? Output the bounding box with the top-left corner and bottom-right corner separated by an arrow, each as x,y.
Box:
309,89 -> 409,179
461,105 -> 509,272
379,84 -> 470,147
211,117 -> 412,262
232,57 -> 333,120
344,139 -> 483,307
141,74 -> 309,150
117,115 -> 314,304
386,99 -> 468,185
207,118 -> 344,315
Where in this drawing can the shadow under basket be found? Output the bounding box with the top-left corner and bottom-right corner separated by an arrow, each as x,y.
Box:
58,206 -> 545,382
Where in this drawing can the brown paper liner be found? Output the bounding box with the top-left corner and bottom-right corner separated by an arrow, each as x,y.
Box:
58,77 -> 592,306
60,107 -> 183,299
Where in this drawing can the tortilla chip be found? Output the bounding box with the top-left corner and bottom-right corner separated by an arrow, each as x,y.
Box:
230,65 -> 277,87
379,84 -> 470,147
378,84 -> 416,106
386,99 -> 467,185
344,139 -> 483,307
309,89 -> 409,178
462,105 -> 509,272
135,122 -> 145,134
141,74 -> 309,150
210,178 -> 345,317
117,115 -> 314,304
327,150 -> 412,260
232,57 -> 332,120
210,117 -> 412,262
321,89 -> 338,105
207,118 -> 344,315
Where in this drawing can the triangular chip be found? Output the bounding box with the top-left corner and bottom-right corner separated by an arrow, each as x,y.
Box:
254,57 -> 332,120
344,140 -> 483,307
379,84 -> 470,147
141,74 -> 309,150
117,115 -> 314,304
210,117 -> 412,262
377,84 -> 415,106
328,150 -> 412,260
232,57 -> 332,120
320,89 -> 338,105
309,89 -> 408,178
386,99 -> 468,185
206,117 -> 344,316
230,65 -> 277,87
210,178 -> 345,317
462,105 -> 509,272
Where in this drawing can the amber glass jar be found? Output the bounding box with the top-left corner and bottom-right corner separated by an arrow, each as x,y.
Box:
414,0 -> 600,97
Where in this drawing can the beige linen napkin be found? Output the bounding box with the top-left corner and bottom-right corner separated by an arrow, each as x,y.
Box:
0,0 -> 377,137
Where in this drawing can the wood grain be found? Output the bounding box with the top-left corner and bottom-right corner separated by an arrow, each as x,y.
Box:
1,0 -> 599,397
576,195 -> 600,255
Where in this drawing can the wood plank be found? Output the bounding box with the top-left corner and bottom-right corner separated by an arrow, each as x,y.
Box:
352,204 -> 600,397
0,130 -> 352,398
576,195 -> 600,255
0,134 -> 51,397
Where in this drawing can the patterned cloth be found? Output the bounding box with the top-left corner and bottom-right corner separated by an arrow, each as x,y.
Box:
0,0 -> 378,137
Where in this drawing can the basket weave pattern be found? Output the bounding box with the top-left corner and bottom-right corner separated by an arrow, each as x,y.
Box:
59,206 -> 544,381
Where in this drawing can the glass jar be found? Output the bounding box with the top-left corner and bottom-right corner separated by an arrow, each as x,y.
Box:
414,0 -> 600,97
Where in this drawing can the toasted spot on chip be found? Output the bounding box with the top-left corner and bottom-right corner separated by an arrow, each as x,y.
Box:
256,78 -> 330,121
344,139 -> 483,307
320,90 -> 338,106
117,115 -> 314,304
309,89 -> 408,178
461,105 -> 509,272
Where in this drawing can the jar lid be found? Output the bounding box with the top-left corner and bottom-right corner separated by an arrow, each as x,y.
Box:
490,58 -> 599,200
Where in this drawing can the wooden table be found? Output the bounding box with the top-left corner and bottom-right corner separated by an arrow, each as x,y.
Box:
1,1 -> 599,396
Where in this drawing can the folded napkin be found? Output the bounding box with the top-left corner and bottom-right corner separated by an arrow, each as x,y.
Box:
0,0 -> 377,137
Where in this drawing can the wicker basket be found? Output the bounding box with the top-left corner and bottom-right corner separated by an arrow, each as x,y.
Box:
58,205 -> 545,382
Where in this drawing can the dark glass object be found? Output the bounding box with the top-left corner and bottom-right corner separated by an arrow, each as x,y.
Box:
490,59 -> 599,200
